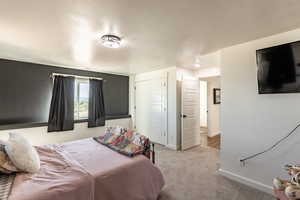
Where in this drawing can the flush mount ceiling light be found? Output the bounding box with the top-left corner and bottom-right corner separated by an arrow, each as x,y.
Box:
194,63 -> 201,68
194,57 -> 201,68
101,34 -> 121,48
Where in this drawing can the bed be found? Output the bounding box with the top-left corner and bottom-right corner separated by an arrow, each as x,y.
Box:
8,138 -> 165,200
273,188 -> 288,200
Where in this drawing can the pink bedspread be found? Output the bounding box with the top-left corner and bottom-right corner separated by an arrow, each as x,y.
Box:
9,138 -> 164,200
60,138 -> 165,200
9,145 -> 94,200
274,188 -> 289,200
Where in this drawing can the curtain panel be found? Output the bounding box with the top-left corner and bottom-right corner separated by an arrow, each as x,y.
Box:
88,79 -> 105,127
48,76 -> 75,132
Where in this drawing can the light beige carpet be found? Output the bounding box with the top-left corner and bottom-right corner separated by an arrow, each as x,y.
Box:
156,145 -> 275,200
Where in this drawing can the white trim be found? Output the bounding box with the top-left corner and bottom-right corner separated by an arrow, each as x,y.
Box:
218,169 -> 273,195
163,75 -> 168,146
208,131 -> 220,138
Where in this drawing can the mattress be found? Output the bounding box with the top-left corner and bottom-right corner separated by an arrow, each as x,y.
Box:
8,138 -> 164,200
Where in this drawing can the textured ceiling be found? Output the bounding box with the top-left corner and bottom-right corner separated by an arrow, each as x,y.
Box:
1,0 -> 300,74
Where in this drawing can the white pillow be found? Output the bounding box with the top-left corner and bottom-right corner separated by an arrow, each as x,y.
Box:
5,133 -> 40,173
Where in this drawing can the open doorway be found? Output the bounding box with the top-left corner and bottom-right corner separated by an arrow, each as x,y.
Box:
199,76 -> 221,149
199,80 -> 208,129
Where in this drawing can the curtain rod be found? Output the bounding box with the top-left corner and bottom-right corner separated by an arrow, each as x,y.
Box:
50,73 -> 105,81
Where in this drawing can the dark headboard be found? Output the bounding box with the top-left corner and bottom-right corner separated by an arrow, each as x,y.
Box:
0,58 -> 129,127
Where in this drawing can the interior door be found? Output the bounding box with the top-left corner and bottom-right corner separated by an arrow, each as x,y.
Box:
135,77 -> 167,145
181,79 -> 200,150
199,80 -> 208,127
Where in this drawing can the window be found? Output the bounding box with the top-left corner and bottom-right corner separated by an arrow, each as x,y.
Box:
74,79 -> 89,120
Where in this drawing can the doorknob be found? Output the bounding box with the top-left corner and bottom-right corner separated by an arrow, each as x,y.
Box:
181,114 -> 187,118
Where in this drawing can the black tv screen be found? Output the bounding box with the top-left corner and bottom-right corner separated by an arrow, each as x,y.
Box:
257,41 -> 300,94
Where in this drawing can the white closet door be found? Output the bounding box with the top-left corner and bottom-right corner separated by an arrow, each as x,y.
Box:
181,79 -> 200,150
135,77 -> 167,145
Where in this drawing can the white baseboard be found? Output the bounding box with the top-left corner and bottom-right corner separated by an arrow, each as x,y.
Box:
166,144 -> 178,150
208,131 -> 220,137
218,169 -> 273,195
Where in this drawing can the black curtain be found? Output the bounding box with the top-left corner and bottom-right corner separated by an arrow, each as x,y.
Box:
48,76 -> 75,132
88,79 -> 105,127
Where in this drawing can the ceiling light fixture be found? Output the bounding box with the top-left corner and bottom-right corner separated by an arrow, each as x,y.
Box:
101,34 -> 121,48
194,63 -> 201,68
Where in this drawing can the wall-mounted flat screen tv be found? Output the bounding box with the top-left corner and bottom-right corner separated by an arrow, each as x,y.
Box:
257,41 -> 300,94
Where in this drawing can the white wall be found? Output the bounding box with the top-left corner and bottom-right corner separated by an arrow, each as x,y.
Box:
202,77 -> 220,137
129,74 -> 135,128
197,51 -> 221,68
176,68 -> 196,80
0,119 -> 131,146
220,28 -> 300,193
195,67 -> 221,78
194,51 -> 221,78
168,68 -> 178,149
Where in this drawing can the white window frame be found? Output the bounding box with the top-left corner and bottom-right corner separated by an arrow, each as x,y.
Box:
74,78 -> 89,120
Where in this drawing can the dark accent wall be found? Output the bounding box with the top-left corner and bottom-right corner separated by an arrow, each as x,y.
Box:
0,58 -> 129,126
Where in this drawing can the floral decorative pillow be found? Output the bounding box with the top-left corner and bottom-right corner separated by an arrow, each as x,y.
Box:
94,127 -> 150,157
100,132 -> 120,144
119,143 -> 145,157
104,126 -> 127,136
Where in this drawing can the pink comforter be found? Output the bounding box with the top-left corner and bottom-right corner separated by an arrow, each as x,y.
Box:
9,145 -> 94,200
9,138 -> 164,200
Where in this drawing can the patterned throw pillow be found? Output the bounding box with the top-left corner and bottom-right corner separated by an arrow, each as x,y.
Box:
104,126 -> 127,136
0,144 -> 19,174
123,130 -> 149,147
100,132 -> 120,144
119,142 -> 145,157
94,127 -> 150,157
100,126 -> 128,144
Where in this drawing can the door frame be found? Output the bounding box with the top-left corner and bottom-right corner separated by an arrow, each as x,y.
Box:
134,72 -> 168,145
199,80 -> 208,128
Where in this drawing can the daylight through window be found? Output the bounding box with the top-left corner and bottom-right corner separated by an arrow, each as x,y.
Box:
74,79 -> 89,120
